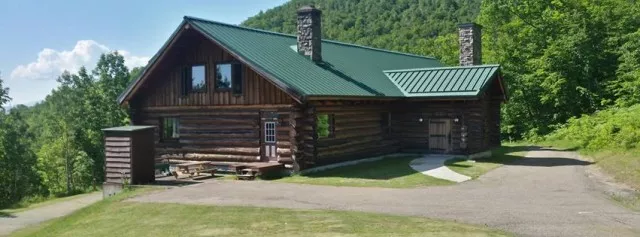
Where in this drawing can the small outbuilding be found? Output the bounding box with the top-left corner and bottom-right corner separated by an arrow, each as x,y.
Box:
102,126 -> 156,185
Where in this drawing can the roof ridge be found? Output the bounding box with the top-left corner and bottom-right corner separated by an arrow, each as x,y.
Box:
184,16 -> 438,61
384,64 -> 500,73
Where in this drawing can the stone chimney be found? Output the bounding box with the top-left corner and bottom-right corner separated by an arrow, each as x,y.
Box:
458,23 -> 482,66
297,5 -> 322,62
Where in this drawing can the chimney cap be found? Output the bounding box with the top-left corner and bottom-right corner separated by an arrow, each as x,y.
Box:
458,22 -> 483,29
297,5 -> 322,14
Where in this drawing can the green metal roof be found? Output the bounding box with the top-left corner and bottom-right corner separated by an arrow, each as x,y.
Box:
186,16 -> 445,98
119,16 -> 503,103
384,65 -> 500,97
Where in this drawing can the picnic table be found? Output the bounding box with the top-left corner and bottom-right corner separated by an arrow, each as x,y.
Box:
171,161 -> 216,179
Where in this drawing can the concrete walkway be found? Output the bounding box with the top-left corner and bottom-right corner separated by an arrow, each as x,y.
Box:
0,192 -> 102,236
131,148 -> 640,237
409,155 -> 471,182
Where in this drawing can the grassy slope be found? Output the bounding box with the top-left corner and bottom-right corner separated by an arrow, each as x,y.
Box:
277,155 -> 453,188
11,189 -> 511,237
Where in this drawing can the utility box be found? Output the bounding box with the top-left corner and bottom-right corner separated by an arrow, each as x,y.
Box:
102,126 -> 156,185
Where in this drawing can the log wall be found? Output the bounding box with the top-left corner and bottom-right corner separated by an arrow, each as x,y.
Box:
133,106 -> 295,165
309,101 -> 399,165
391,98 -> 500,155
131,28 -> 295,107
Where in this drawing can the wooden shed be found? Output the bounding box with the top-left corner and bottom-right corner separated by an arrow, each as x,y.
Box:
102,126 -> 156,184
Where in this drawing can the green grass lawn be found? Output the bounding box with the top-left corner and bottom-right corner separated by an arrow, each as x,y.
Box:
446,145 -> 529,179
277,155 -> 454,188
11,188 -> 511,237
276,146 -> 530,188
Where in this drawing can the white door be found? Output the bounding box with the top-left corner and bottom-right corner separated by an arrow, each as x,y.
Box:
263,121 -> 277,162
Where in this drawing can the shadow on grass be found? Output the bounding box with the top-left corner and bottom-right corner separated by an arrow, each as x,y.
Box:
447,145 -> 593,168
292,156 -> 422,181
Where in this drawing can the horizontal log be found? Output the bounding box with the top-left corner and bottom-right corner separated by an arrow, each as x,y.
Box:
317,140 -> 399,158
178,139 -> 260,146
105,147 -> 131,152
142,105 -> 293,111
179,133 -> 258,139
105,152 -> 130,158
106,163 -> 130,168
106,158 -> 131,163
315,106 -> 390,112
158,147 -> 260,156
105,137 -> 131,142
143,111 -> 260,117
335,124 -> 381,133
160,153 -> 260,162
106,167 -> 130,174
317,137 -> 384,153
317,141 -> 400,159
105,141 -> 130,147
181,125 -> 257,130
278,157 -> 293,164
180,118 -> 257,125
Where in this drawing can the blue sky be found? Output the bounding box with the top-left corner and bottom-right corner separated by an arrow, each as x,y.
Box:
0,0 -> 288,105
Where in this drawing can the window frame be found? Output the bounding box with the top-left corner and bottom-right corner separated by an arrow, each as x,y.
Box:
190,64 -> 207,93
316,113 -> 335,139
214,61 -> 243,95
159,117 -> 180,142
181,63 -> 207,95
264,121 -> 277,143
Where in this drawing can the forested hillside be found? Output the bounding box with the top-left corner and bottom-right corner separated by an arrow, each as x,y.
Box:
243,0 -> 481,65
0,53 -> 140,208
244,0 -> 640,140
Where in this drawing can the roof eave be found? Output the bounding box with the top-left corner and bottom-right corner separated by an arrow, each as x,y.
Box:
118,20 -> 189,105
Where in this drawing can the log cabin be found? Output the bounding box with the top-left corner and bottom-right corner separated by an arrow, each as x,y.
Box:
118,5 -> 507,171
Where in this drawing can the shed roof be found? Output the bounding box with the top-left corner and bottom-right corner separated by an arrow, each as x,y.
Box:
384,65 -> 500,97
102,126 -> 155,132
119,16 -> 504,104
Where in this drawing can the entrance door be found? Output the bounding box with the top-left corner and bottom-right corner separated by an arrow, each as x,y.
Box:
429,119 -> 451,153
262,121 -> 278,162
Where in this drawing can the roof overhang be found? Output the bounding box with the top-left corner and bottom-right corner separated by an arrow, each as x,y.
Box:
383,65 -> 505,100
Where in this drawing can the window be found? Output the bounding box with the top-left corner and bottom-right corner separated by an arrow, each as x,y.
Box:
316,114 -> 335,138
181,65 -> 206,95
161,118 -> 180,140
381,112 -> 390,134
215,63 -> 243,95
264,122 -> 276,143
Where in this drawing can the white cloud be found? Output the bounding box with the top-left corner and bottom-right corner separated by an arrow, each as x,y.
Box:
7,40 -> 150,105
10,40 -> 149,81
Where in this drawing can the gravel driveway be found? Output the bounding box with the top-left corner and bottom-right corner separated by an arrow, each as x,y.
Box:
131,149 -> 640,237
0,192 -> 102,236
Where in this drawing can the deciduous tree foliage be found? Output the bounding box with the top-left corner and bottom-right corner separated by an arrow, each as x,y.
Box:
0,52 -> 141,208
242,0 -> 478,63
244,0 -> 640,140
